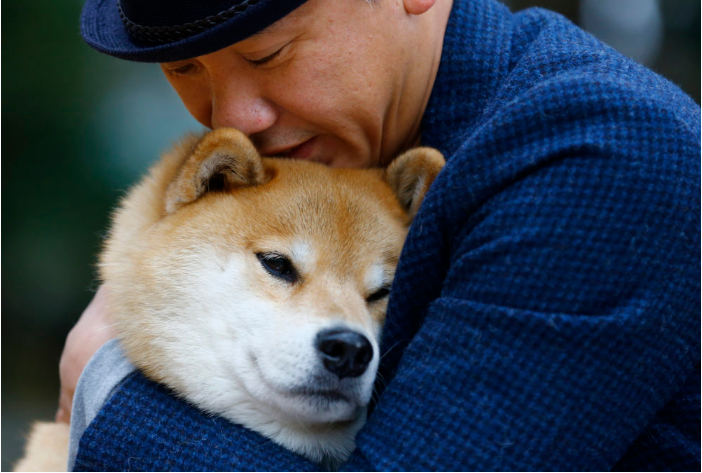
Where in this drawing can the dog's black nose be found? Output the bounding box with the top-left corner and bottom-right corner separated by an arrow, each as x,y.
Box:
316,329 -> 373,379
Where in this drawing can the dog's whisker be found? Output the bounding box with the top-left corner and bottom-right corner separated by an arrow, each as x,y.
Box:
96,322 -> 125,332
374,368 -> 387,384
370,386 -> 381,405
379,338 -> 412,360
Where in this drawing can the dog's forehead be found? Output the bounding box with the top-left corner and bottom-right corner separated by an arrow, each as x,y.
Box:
247,162 -> 406,229
233,161 -> 408,261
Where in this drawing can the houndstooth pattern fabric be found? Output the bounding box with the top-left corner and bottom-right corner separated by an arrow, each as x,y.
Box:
74,0 -> 701,470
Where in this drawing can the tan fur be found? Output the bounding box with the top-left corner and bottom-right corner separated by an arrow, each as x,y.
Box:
386,146 -> 446,217
14,422 -> 70,472
17,128 -> 445,467
165,128 -> 269,214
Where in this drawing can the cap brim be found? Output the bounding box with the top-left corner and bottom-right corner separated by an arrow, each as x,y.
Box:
80,0 -> 308,63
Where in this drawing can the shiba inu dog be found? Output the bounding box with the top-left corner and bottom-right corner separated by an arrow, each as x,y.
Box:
16,128 -> 444,470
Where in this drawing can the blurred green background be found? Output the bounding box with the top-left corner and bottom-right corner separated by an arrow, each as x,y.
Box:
2,0 -> 699,469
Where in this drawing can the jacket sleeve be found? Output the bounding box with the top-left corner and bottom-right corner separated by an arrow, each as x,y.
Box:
73,370 -> 322,471
340,102 -> 701,471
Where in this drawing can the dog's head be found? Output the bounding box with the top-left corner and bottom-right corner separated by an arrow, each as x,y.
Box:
102,128 -> 444,433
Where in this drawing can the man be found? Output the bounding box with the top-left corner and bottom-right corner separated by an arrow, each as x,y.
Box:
62,0 -> 700,470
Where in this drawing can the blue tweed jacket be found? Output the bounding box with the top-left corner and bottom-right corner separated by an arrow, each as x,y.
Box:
74,0 -> 701,470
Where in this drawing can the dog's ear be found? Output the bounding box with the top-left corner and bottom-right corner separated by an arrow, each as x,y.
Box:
165,128 -> 267,214
385,147 -> 445,218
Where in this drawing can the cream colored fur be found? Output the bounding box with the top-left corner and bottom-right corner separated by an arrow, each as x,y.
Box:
14,422 -> 70,472
17,128 -> 444,469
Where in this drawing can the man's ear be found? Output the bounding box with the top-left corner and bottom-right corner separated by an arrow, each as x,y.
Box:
385,147 -> 445,218
403,0 -> 437,15
165,128 -> 267,214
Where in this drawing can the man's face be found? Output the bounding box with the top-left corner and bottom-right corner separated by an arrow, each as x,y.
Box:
161,0 -> 438,168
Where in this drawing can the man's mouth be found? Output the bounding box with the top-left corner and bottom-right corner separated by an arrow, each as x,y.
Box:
266,136 -> 318,160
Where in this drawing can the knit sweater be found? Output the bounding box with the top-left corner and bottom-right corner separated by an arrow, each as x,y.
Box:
74,0 -> 701,470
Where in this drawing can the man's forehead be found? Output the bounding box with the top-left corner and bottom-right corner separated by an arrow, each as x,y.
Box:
248,1 -> 307,39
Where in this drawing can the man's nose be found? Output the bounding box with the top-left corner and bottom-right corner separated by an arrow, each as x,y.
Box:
210,80 -> 278,135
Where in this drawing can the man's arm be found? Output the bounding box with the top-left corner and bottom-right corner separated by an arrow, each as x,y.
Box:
347,148 -> 700,470
57,286 -> 116,424
342,72 -> 701,469
67,339 -> 135,470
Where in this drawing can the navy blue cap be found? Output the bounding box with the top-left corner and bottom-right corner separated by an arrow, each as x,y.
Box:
80,0 -> 309,63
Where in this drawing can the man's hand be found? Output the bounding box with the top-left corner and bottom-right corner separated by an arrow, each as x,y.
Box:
55,285 -> 116,424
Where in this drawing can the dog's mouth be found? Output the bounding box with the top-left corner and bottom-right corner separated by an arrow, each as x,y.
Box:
249,351 -> 361,402
286,387 -> 351,403
247,350 -> 368,423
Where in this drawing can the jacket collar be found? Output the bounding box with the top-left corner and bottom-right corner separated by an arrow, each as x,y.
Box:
421,0 -> 514,159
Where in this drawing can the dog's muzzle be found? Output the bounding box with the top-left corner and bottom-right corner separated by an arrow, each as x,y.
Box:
315,328 -> 373,379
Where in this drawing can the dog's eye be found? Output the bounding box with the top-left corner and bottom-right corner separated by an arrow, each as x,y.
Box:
366,287 -> 391,304
256,252 -> 298,283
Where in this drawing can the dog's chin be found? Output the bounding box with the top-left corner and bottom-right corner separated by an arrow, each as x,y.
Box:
246,351 -> 375,425
272,388 -> 366,424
